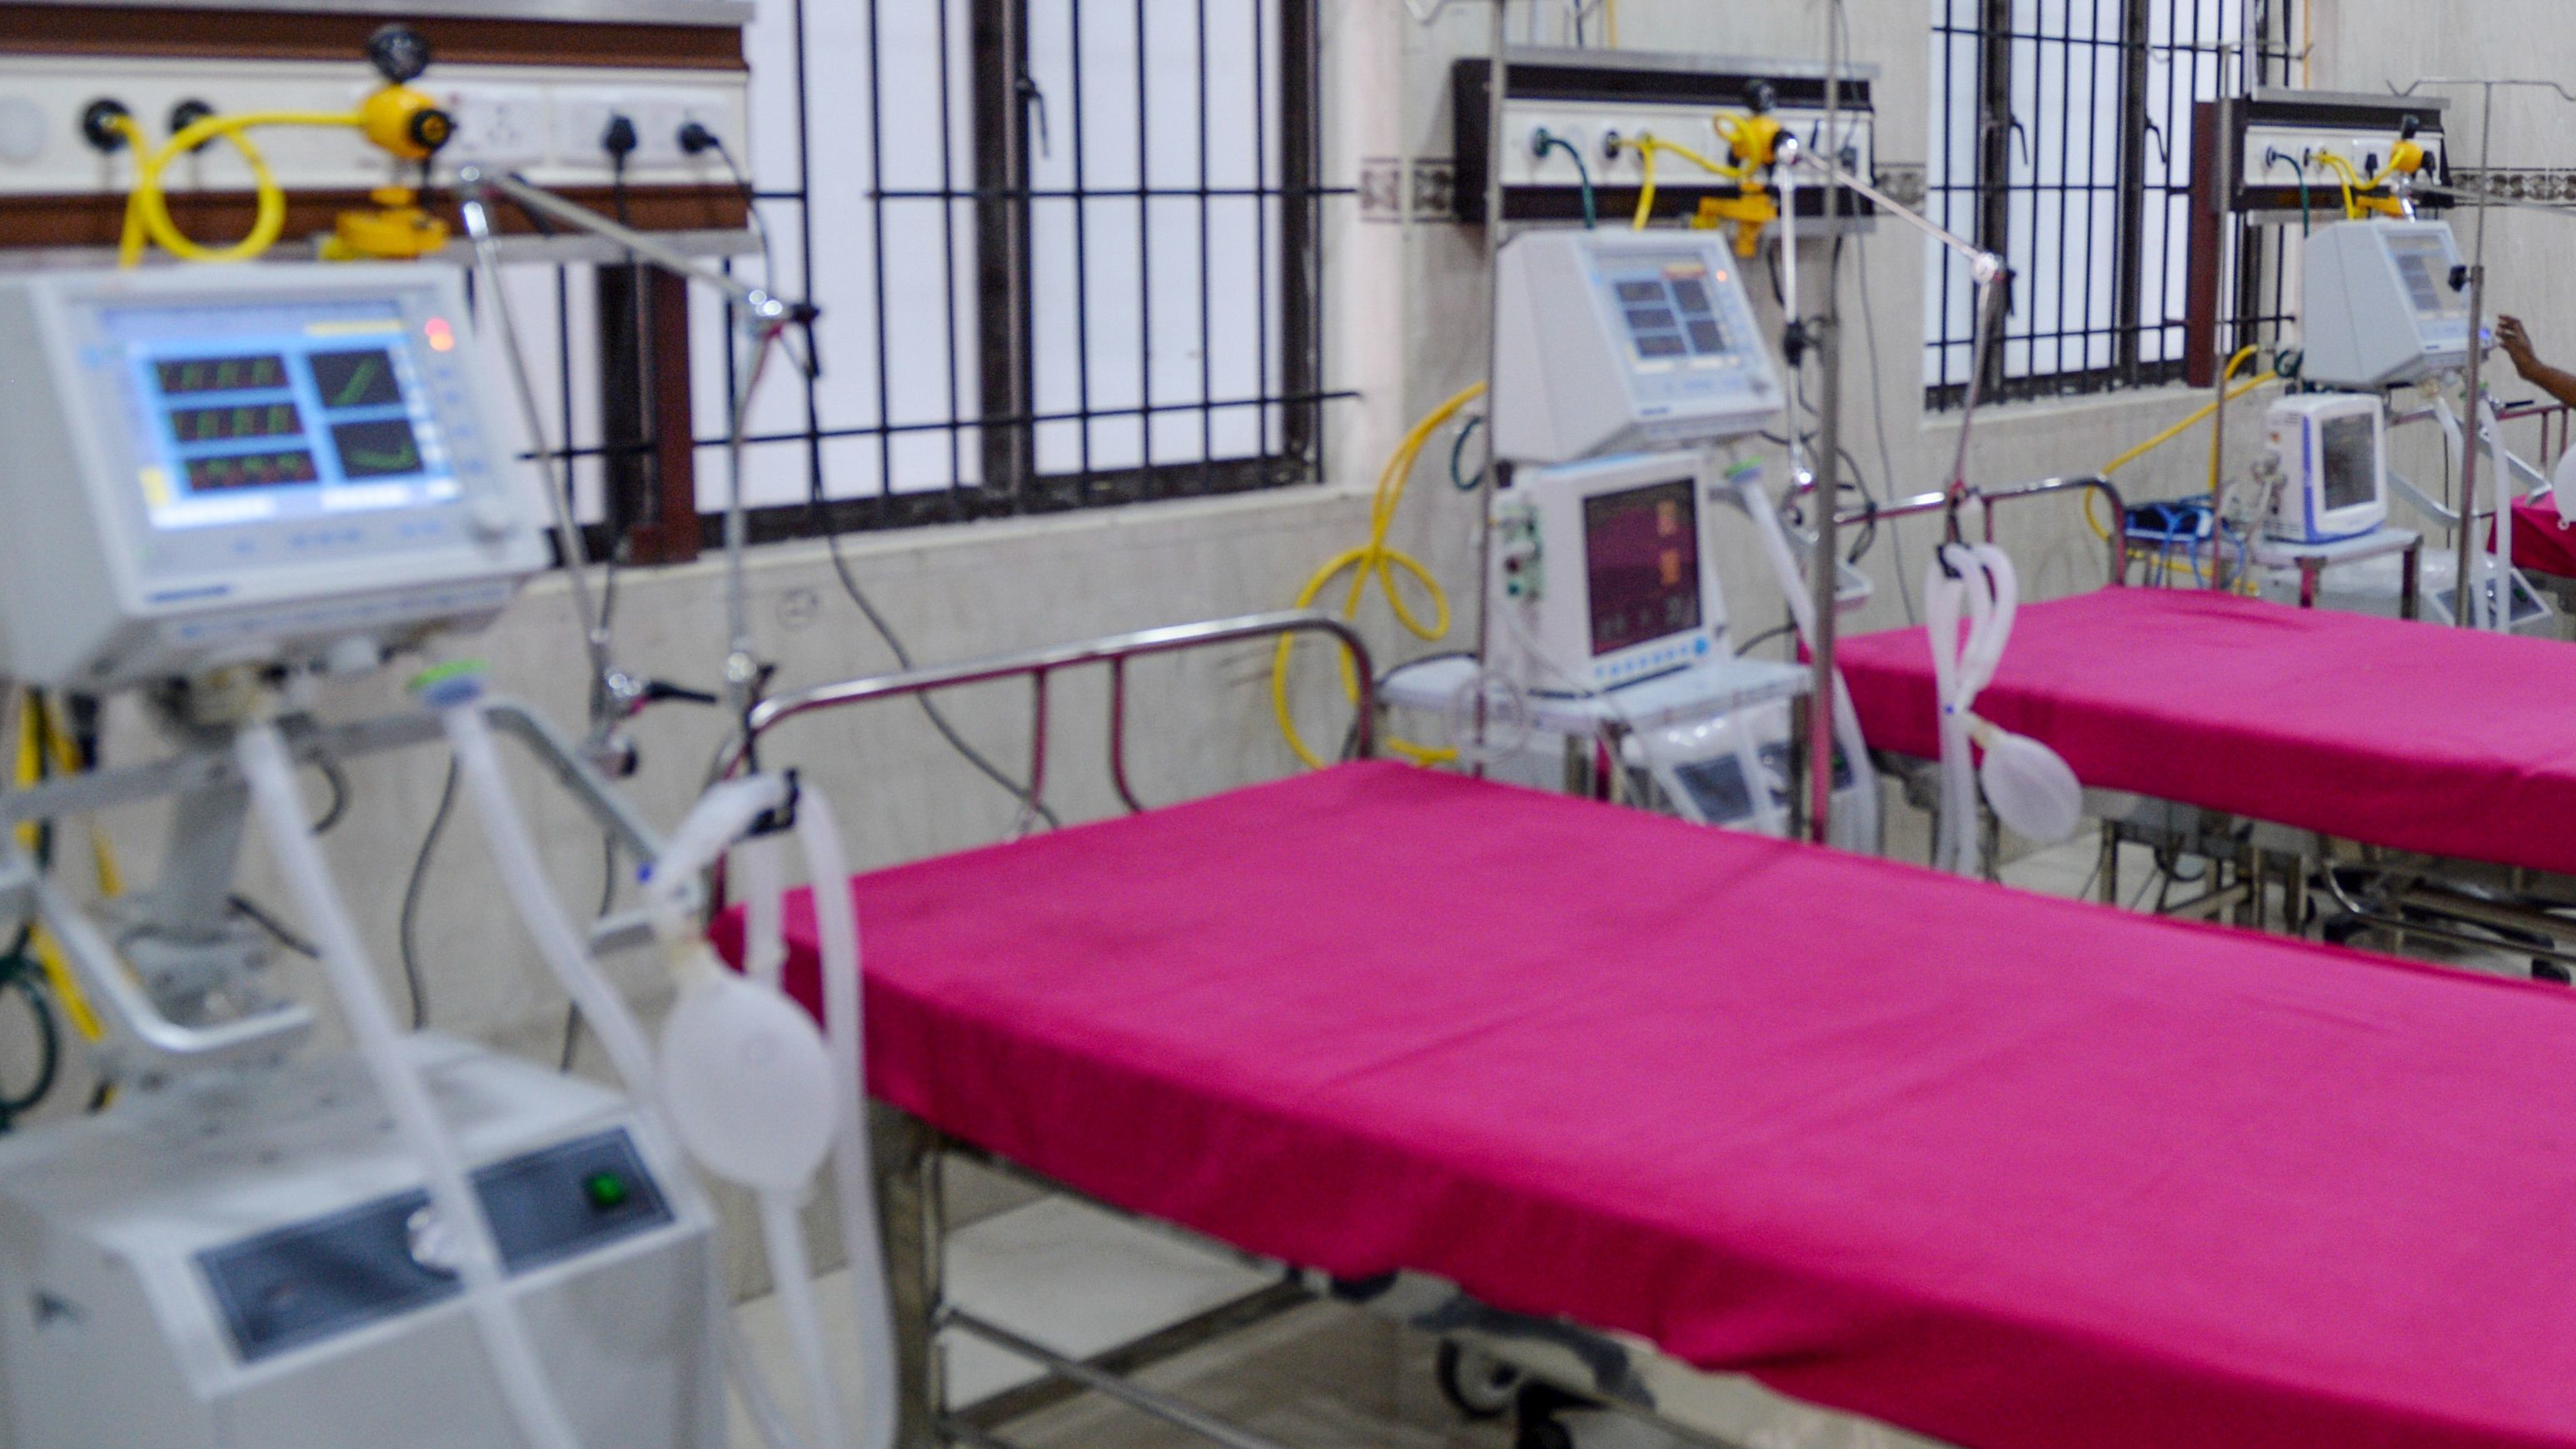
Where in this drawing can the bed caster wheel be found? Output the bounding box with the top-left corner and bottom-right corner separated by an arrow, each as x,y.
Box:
1437,1340 -> 1524,1421
2534,960 -> 2571,985
2321,915 -> 2364,946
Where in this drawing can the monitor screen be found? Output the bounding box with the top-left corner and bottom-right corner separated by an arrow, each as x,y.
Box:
2318,412 -> 2379,512
1604,256 -> 1738,365
1584,477 -> 1701,656
2386,235 -> 2467,321
102,298 -> 462,530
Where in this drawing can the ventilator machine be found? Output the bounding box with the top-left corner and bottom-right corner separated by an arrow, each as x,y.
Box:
1433,224 -> 1878,846
0,258 -> 883,1449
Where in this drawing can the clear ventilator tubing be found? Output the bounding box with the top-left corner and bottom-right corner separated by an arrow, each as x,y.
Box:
1924,550 -> 1976,874
792,787 -> 901,1449
1730,466 -> 1882,847
440,701 -> 661,1098
1924,544 -> 2080,875
1731,720 -> 1789,839
739,833 -> 789,989
2486,390 -> 2515,633
235,722 -> 585,1449
758,1189 -> 851,1449
645,771 -> 859,1449
2432,394 -> 2494,629
440,698 -> 820,1449
643,776 -> 792,936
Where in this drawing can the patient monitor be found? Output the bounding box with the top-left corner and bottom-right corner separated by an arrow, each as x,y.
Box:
1491,452 -> 1727,694
0,265 -> 546,690
1491,230 -> 1786,464
2263,393 -> 2389,542
2300,221 -> 2474,390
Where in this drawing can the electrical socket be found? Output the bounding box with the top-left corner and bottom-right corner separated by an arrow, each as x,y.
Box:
551,87 -> 630,168
625,96 -> 690,167
631,88 -> 735,167
436,82 -> 549,166
554,86 -> 730,170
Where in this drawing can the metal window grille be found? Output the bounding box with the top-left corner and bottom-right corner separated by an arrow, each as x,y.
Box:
1925,0 -> 2302,409
496,0 -> 1344,560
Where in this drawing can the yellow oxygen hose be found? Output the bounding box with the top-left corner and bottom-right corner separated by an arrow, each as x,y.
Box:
2087,346 -> 2276,539
12,693 -> 109,1043
1628,136 -> 1740,231
1272,383 -> 1486,769
109,109 -> 365,266
2313,152 -> 2365,221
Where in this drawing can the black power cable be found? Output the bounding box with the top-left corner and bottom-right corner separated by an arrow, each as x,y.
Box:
559,833 -> 618,1074
678,118 -> 1056,828
0,973 -> 61,1134
228,894 -> 320,959
397,759 -> 461,1031
0,693 -> 62,1132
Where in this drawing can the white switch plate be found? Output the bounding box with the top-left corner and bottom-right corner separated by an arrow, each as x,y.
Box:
0,55 -> 747,195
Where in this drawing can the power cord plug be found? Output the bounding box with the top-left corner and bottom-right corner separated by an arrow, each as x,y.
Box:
600,112 -> 639,162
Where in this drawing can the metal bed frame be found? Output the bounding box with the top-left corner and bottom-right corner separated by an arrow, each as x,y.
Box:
733,606 -> 1947,1449
1836,470 -> 2576,972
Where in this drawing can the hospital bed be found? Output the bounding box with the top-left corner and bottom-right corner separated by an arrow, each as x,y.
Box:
719,609 -> 2576,1449
1837,580 -> 2576,965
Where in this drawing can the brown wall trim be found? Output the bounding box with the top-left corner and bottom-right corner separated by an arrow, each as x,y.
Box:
0,6 -> 744,68
0,183 -> 747,250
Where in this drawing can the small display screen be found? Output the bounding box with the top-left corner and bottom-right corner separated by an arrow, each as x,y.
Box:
2387,236 -> 2467,319
187,451 -> 321,492
157,354 -> 288,395
1603,257 -> 1736,365
331,418 -> 427,480
1584,477 -> 1701,656
102,298 -> 462,530
167,401 -> 304,444
2318,412 -> 2379,512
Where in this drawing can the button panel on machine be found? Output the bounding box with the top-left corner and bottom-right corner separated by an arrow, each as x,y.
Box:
196,1129 -> 673,1364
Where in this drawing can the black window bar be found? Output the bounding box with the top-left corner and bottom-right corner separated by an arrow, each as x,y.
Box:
1927,0 -> 2303,411
511,0 -> 1351,562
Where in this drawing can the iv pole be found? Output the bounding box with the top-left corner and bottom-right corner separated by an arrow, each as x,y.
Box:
453,166 -> 814,749
2394,77 -> 2576,631
1806,12 -> 1844,845
1780,142 -> 2009,847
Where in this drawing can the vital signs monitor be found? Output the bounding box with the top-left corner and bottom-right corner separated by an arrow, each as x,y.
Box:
2263,393 -> 2389,542
2300,221 -> 2474,390
1490,452 -> 1727,691
1490,230 -> 1786,465
0,265 -> 546,690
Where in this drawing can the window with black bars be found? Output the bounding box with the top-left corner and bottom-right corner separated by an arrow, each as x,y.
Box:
494,0 -> 1344,560
1925,0 -> 2302,410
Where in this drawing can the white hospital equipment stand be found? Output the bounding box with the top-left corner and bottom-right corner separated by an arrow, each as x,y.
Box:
0,694 -> 719,1449
2246,526 -> 2424,614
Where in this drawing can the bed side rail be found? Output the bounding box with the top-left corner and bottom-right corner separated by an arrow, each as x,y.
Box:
725,610 -> 1376,815
1837,475 -> 2129,587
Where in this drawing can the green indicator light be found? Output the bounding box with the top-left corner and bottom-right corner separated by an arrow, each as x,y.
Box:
583,1172 -> 631,1210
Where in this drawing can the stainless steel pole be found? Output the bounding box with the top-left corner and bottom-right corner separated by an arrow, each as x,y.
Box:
1807,8 -> 1844,844
2454,91 -> 2496,629
1472,7 -> 1510,712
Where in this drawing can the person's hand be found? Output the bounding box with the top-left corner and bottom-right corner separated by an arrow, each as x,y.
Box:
2499,314 -> 2540,374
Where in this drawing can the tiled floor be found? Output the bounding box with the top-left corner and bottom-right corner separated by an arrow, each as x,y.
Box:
729,828 -> 2534,1449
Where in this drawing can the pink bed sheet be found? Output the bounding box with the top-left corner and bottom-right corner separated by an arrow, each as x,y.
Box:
717,761 -> 2576,1449
1838,585 -> 2576,875
2509,498 -> 2576,580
